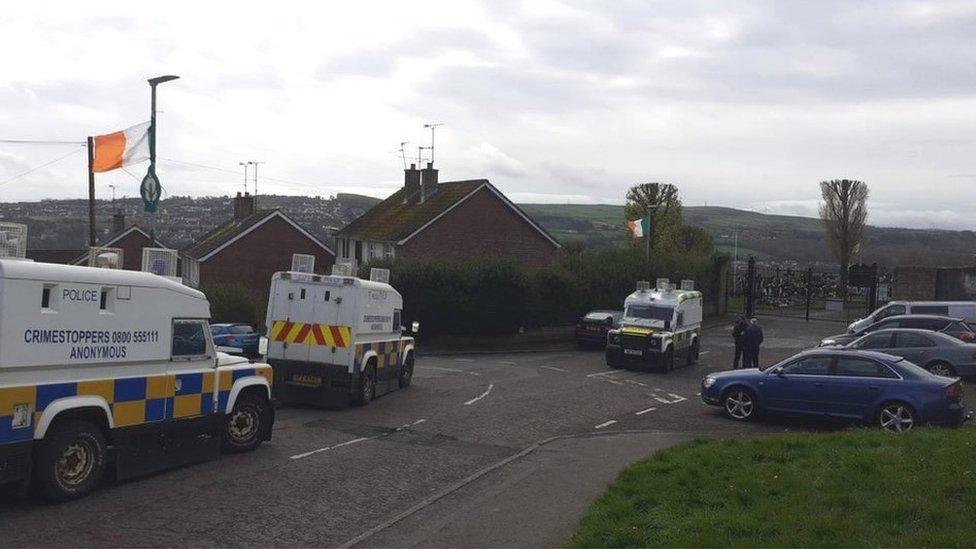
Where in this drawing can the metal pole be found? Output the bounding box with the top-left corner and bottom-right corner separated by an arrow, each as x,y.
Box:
746,256 -> 756,318
87,136 -> 96,247
149,83 -> 157,242
805,267 -> 813,322
645,205 -> 650,262
239,162 -> 249,194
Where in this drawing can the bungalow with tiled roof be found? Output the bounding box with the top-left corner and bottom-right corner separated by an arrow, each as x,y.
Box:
181,192 -> 335,303
336,163 -> 560,268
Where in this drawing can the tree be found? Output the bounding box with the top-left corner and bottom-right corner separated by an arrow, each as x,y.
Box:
624,183 -> 682,249
818,179 -> 869,298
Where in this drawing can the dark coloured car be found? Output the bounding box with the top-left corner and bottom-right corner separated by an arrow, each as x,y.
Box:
846,328 -> 976,377
211,323 -> 261,357
701,349 -> 968,432
819,315 -> 975,347
575,310 -> 622,348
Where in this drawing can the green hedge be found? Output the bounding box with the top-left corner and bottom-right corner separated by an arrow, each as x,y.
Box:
361,249 -> 727,340
201,282 -> 265,330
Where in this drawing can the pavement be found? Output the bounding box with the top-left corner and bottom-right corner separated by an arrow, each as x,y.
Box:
0,316 -> 957,547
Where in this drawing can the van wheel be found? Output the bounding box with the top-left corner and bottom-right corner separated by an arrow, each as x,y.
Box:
687,339 -> 700,366
355,363 -> 377,406
659,348 -> 674,373
34,419 -> 107,503
222,392 -> 270,453
399,352 -> 415,389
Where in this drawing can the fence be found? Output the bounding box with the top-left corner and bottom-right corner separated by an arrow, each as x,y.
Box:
728,257 -> 890,323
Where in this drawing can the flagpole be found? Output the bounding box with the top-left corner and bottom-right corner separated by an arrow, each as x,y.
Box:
645,205 -> 650,262
87,136 -> 96,247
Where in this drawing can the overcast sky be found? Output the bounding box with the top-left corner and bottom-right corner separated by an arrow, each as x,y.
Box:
1,1 -> 974,229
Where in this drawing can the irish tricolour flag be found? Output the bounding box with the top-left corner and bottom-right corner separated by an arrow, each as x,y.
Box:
91,121 -> 151,173
627,218 -> 650,239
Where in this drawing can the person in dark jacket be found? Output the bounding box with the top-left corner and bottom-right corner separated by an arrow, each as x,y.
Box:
731,315 -> 748,368
742,318 -> 764,368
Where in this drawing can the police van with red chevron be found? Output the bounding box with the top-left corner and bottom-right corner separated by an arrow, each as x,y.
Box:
265,259 -> 416,406
0,232 -> 274,502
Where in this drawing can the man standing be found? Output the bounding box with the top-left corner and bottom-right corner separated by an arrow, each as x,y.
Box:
743,318 -> 764,368
731,315 -> 748,368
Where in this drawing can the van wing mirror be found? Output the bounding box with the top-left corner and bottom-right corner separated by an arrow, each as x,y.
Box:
769,366 -> 784,376
411,321 -> 420,334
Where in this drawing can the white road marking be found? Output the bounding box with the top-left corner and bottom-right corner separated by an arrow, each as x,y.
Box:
594,420 -> 618,429
454,358 -> 475,363
541,365 -> 568,372
496,361 -> 517,366
653,396 -> 671,404
291,419 -> 427,460
667,393 -> 687,402
586,369 -> 619,378
464,384 -> 495,405
700,351 -> 711,355
635,407 -> 657,415
606,379 -> 624,385
417,366 -> 467,374
625,380 -> 647,387
655,387 -> 664,391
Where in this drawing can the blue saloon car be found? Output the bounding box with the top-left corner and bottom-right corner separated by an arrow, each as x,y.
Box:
210,323 -> 260,357
701,349 -> 968,432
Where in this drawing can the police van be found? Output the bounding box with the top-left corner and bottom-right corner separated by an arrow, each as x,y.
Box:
265,267 -> 416,406
606,279 -> 703,373
0,260 -> 274,502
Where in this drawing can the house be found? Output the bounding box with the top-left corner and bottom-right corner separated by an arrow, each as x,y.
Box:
336,163 -> 560,268
181,192 -> 335,302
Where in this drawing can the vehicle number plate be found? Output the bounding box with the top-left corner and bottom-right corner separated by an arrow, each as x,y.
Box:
586,326 -> 600,332
624,349 -> 642,356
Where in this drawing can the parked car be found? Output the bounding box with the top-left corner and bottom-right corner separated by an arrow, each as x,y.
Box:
845,328 -> 976,377
819,315 -> 975,347
211,323 -> 261,356
701,349 -> 969,432
575,310 -> 622,348
849,301 -> 976,334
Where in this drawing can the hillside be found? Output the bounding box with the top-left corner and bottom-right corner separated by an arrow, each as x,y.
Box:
520,204 -> 976,266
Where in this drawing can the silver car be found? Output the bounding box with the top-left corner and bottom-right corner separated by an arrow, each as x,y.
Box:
845,328 -> 976,377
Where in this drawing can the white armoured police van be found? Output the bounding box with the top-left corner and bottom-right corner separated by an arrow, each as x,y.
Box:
0,260 -> 274,502
606,279 -> 703,373
265,268 -> 416,406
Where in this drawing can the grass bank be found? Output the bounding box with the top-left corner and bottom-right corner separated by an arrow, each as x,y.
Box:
571,428 -> 976,547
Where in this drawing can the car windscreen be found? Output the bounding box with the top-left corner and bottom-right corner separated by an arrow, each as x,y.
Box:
229,325 -> 255,334
210,326 -> 224,335
625,305 -> 673,321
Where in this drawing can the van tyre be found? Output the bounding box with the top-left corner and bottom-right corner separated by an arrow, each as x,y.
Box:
222,392 -> 271,453
659,348 -> 674,374
399,352 -> 414,389
34,419 -> 107,503
355,363 -> 377,406
687,339 -> 700,366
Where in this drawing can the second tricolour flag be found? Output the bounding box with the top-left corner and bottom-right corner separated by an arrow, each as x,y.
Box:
627,218 -> 650,239
91,121 -> 151,172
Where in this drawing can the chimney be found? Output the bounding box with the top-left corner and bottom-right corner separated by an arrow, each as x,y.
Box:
111,211 -> 125,235
404,163 -> 421,204
420,162 -> 438,203
234,191 -> 255,221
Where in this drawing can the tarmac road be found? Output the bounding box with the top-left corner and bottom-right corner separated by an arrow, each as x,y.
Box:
0,317 -> 949,547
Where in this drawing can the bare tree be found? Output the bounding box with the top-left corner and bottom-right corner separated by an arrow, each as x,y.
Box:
819,179 -> 869,298
624,183 -> 682,249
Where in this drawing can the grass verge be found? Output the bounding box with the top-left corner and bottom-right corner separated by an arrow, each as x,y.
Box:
571,428 -> 976,547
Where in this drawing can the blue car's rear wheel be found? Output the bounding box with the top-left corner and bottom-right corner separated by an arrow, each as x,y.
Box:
878,402 -> 915,433
723,388 -> 757,421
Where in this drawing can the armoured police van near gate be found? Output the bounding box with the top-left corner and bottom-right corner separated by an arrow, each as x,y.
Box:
265,267 -> 416,406
606,279 -> 703,373
0,260 -> 274,502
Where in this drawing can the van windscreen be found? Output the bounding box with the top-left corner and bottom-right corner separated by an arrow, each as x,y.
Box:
626,305 -> 673,321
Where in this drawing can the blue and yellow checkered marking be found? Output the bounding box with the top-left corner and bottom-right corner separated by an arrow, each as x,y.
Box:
354,338 -> 413,372
0,364 -> 273,445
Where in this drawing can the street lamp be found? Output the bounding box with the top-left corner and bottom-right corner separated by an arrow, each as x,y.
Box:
144,75 -> 179,240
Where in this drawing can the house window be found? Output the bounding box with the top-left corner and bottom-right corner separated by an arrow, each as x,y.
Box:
342,239 -> 350,259
183,257 -> 200,288
383,243 -> 394,260
354,241 -> 362,261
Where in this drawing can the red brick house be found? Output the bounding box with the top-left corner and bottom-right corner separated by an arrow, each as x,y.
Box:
64,223 -> 168,270
336,163 -> 560,268
181,192 -> 335,302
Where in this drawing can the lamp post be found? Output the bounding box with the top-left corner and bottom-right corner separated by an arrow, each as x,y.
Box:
145,75 -> 179,240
